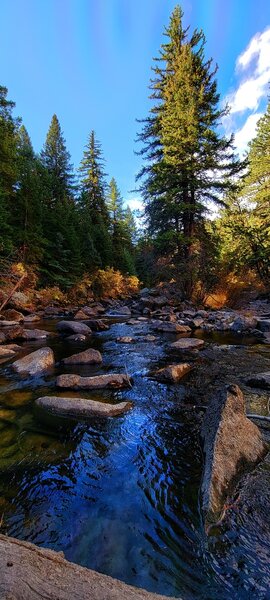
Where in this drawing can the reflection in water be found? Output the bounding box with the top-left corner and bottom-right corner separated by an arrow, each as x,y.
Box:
0,319 -> 269,599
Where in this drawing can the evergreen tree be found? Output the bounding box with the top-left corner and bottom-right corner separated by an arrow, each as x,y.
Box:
79,131 -> 112,268
12,125 -> 44,263
0,86 -> 19,256
137,6 -> 242,297
107,178 -> 137,274
40,114 -> 74,204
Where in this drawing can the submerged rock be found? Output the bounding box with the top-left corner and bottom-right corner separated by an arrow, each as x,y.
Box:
57,320 -> 92,336
62,348 -> 102,365
154,363 -> 193,383
11,347 -> 55,377
201,384 -> 267,524
117,337 -> 135,344
35,396 -> 132,419
57,373 -> 131,390
66,334 -> 87,342
169,338 -> 204,351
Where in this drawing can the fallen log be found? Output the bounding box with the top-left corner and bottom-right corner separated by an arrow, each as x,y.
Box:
0,534 -> 177,600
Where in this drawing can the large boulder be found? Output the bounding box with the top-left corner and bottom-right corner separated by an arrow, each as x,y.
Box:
154,363 -> 193,383
57,373 -> 131,390
169,338 -> 204,351
12,347 -> 55,377
35,396 -> 132,419
57,320 -> 92,336
201,384 -> 267,524
62,348 -> 102,365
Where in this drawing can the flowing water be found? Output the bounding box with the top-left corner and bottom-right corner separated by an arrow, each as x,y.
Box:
0,317 -> 270,599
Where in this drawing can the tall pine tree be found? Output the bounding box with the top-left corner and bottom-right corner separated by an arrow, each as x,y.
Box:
137,6 -> 242,296
79,131 -> 112,269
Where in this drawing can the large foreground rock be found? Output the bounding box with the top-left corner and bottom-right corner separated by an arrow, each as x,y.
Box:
57,373 -> 131,390
57,320 -> 92,336
12,347 -> 55,377
36,396 -> 132,419
62,348 -> 102,365
201,384 -> 267,524
169,338 -> 204,351
0,534 -> 176,600
154,363 -> 193,383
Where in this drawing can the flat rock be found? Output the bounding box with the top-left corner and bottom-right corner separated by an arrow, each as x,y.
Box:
57,320 -> 92,336
12,347 -> 55,377
107,306 -> 131,317
35,396 -> 132,419
22,328 -> 50,340
57,373 -> 131,390
62,348 -> 102,365
153,322 -> 191,333
23,314 -> 41,323
169,338 -> 204,351
117,336 -> 135,344
246,372 -> 270,389
154,363 -> 193,383
0,320 -> 20,327
201,384 -> 267,524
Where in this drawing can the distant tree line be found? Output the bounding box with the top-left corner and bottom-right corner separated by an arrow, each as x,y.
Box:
0,89 -> 137,289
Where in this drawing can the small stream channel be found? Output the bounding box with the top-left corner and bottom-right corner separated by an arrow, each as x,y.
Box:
0,317 -> 270,599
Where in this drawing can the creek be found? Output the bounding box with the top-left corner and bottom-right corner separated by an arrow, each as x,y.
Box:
0,316 -> 269,600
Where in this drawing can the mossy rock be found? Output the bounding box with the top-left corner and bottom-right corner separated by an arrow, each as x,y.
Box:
0,425 -> 18,448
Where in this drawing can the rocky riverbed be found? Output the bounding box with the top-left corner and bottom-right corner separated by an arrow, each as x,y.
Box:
0,290 -> 270,599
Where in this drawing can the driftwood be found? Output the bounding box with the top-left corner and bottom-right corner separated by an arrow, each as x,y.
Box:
0,534 -> 177,600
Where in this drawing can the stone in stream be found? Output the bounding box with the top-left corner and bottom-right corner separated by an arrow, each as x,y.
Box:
246,372 -> 270,389
11,347 -> 55,377
57,373 -> 131,390
23,314 -> 41,323
0,344 -> 21,358
154,363 -> 193,383
169,338 -> 204,351
107,306 -> 131,317
22,328 -> 51,341
85,319 -> 109,331
0,320 -> 21,328
62,348 -> 102,365
0,332 -> 6,343
117,336 -> 135,344
201,384 -> 267,524
35,396 -> 132,420
57,320 -> 92,336
74,309 -> 90,320
152,321 -> 191,334
66,334 -> 87,342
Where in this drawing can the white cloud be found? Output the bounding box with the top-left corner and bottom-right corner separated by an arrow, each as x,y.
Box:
234,112 -> 263,156
125,197 -> 144,212
226,26 -> 270,116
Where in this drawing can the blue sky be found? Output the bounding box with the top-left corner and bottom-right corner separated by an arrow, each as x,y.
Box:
1,0 -> 270,210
